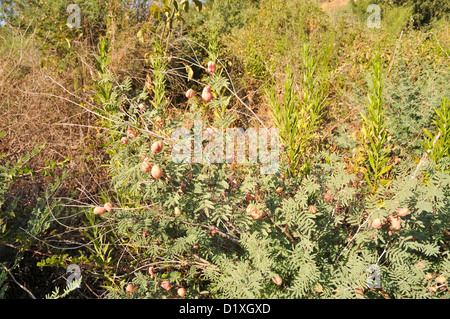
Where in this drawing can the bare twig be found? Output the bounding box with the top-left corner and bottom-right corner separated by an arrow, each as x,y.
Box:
1,265 -> 36,299
386,30 -> 404,78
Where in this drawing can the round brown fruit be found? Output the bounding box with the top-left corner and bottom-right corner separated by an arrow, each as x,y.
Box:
104,202 -> 113,213
125,284 -> 137,295
161,280 -> 172,291
371,218 -> 382,229
396,208 -> 409,217
151,141 -> 164,154
93,206 -> 107,215
177,287 -> 186,297
202,86 -> 213,102
185,89 -> 195,99
273,276 -> 282,286
151,165 -> 163,179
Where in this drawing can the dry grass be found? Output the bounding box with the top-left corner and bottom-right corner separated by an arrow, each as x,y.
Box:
0,26 -> 110,210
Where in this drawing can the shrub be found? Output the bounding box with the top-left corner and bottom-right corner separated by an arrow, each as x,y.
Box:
87,47 -> 449,299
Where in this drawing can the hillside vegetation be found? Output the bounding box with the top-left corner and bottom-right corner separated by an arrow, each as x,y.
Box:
0,0 -> 449,299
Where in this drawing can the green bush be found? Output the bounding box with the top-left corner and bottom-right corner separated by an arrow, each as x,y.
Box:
83,49 -> 450,298
1,0 -> 448,300
351,0 -> 449,29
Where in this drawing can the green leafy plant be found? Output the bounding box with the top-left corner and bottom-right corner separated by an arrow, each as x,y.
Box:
423,97 -> 450,164
266,43 -> 329,178
45,276 -> 82,299
360,48 -> 392,194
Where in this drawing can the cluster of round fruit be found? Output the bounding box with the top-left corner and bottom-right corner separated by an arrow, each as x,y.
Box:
93,139 -> 165,215
371,207 -> 409,231
185,61 -> 216,103
140,140 -> 164,179
125,279 -> 187,297
93,202 -> 113,216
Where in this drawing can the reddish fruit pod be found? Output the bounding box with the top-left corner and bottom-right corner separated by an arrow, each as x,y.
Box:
202,86 -> 213,102
396,207 -> 409,217
142,161 -> 152,173
388,216 -> 401,230
149,266 -> 155,279
177,287 -> 186,297
151,141 -> 164,154
207,61 -> 217,73
93,206 -> 107,215
246,193 -> 255,201
185,89 -> 195,99
125,283 -> 137,295
309,205 -> 318,214
229,177 -> 238,187
151,164 -> 163,179
211,225 -> 217,234
104,202 -> 113,213
246,204 -> 265,220
161,280 -> 172,291
273,276 -> 283,286
275,187 -> 283,194
324,190 -> 333,203
193,244 -> 199,250
126,128 -> 138,138
371,218 -> 382,229
253,210 -> 265,220
174,207 -> 182,216
246,203 -> 257,215
121,137 -> 128,145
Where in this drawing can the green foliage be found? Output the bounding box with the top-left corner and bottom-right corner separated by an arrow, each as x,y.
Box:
150,39 -> 169,115
360,48 -> 392,193
266,67 -> 302,177
228,0 -> 332,79
266,43 -> 329,178
389,0 -> 450,28
351,0 -> 449,29
1,0 -> 449,300
97,57 -> 450,297
93,38 -> 114,110
0,143 -> 45,212
384,57 -> 449,157
0,267 -> 7,299
423,97 -> 450,163
0,146 -> 68,297
45,277 -> 82,299
149,0 -> 202,33
188,0 -> 254,36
